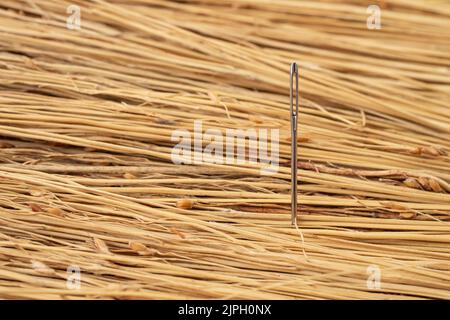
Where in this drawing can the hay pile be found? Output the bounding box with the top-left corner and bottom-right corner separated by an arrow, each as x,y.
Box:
0,0 -> 449,299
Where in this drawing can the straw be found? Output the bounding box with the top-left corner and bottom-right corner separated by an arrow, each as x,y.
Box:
0,0 -> 449,299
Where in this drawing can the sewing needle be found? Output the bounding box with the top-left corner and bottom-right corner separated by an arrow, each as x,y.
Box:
290,62 -> 299,226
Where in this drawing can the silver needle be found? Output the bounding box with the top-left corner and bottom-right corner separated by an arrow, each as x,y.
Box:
290,62 -> 299,226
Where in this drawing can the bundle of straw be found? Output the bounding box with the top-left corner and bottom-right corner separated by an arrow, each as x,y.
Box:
0,0 -> 449,299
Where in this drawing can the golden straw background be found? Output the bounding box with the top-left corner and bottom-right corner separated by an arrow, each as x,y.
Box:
0,0 -> 449,299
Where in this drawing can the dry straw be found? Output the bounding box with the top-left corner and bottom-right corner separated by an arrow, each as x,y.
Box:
0,0 -> 449,299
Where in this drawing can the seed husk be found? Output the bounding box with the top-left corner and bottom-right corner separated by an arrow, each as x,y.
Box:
176,199 -> 194,209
